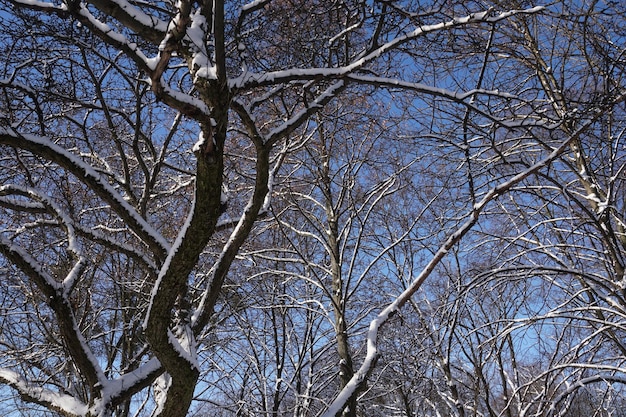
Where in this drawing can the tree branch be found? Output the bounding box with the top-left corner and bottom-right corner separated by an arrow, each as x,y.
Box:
0,129 -> 169,261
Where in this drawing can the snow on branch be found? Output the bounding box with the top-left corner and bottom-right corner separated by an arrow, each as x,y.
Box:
0,190 -> 46,213
487,6 -> 546,22
320,100 -> 614,417
0,185 -> 90,295
145,193 -> 197,331
346,74 -> 517,101
9,0 -> 65,12
0,184 -> 90,294
75,225 -> 159,273
167,325 -> 200,372
0,184 -> 158,278
0,128 -> 170,259
232,6 -> 545,91
0,369 -> 88,417
147,79 -> 211,118
265,81 -> 346,146
101,357 -> 162,404
0,236 -> 62,293
1,184 -> 80,256
0,233 -> 108,401
241,0 -> 270,12
88,0 -> 169,40
73,4 -> 156,71
188,9 -> 216,81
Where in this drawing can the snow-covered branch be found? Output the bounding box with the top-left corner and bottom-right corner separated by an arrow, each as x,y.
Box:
320,103 -> 614,417
232,6 -> 544,91
0,369 -> 88,417
0,235 -> 107,400
0,128 -> 169,260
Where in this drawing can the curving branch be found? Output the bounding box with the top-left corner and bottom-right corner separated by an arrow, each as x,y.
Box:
320,99 -> 621,417
85,0 -> 169,44
0,128 -> 170,261
0,237 -> 104,402
230,7 -> 545,91
0,369 -> 87,417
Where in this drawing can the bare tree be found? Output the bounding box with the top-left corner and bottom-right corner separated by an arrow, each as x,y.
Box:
3,1 -> 625,417
352,2 -> 626,417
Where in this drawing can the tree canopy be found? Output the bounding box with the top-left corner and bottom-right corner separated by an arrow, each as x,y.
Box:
1,0 -> 626,416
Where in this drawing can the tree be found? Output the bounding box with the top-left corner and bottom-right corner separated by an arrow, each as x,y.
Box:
1,1 -> 625,417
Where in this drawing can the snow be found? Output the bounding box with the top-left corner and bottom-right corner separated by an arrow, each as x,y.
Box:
321,119 -> 581,416
105,0 -> 168,33
584,192 -> 601,203
329,22 -> 361,45
168,326 -> 200,371
195,64 -> 218,80
0,187 -> 45,211
0,78 -> 36,95
0,191 -> 111,413
90,357 -> 161,414
20,185 -> 81,257
0,368 -> 88,416
62,256 -> 87,296
77,225 -> 158,272
221,183 -> 229,205
0,235 -> 62,292
186,10 -> 217,81
231,67 -> 342,89
77,6 -> 153,69
145,193 -> 196,331
70,318 -> 108,385
346,74 -> 515,101
264,81 -> 345,143
0,128 -> 170,254
11,0 -> 65,9
192,130 -> 206,153
320,305 -> 394,417
159,6 -> 182,52
260,166 -> 274,214
488,6 -> 545,22
145,56 -> 160,71
147,81 -> 210,116
153,373 -> 172,415
232,6 -> 544,91
242,0 -> 268,12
